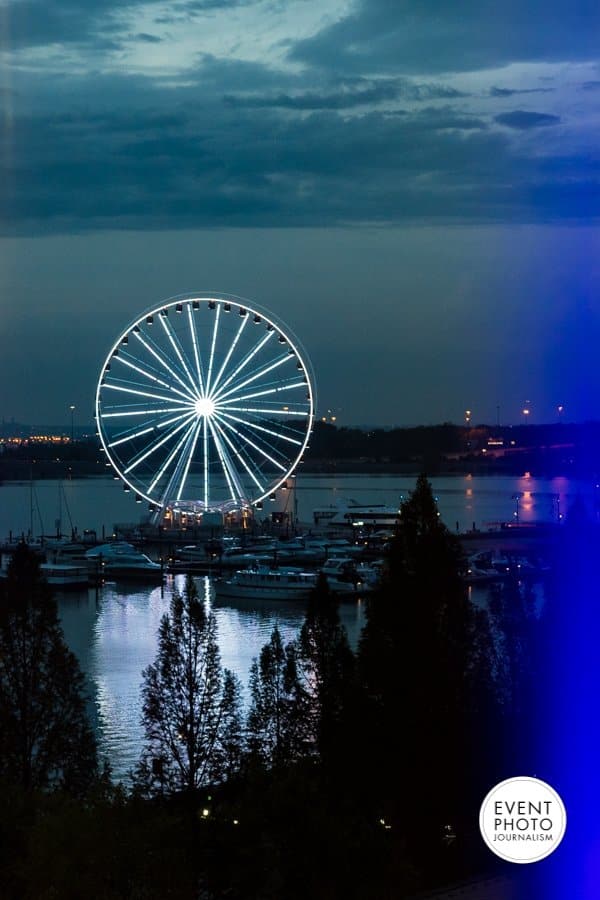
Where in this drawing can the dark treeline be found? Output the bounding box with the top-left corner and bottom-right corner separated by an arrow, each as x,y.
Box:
0,477 -> 596,898
2,420 -> 600,479
308,420 -> 600,476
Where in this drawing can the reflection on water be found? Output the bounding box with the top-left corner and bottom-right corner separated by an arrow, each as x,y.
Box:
57,576 -> 367,780
1,473 -> 598,541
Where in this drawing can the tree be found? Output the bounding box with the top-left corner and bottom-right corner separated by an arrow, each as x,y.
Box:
247,626 -> 308,767
213,669 -> 245,781
297,574 -> 356,765
0,543 -> 97,795
137,576 -> 242,795
359,474 -> 493,867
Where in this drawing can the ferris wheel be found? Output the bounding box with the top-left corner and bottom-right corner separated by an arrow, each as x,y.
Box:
95,294 -> 314,512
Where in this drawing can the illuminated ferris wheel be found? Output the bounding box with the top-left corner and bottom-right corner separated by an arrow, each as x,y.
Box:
95,294 -> 314,513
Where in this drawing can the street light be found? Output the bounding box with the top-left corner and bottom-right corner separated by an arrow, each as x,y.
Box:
512,493 -> 521,523
465,409 -> 472,425
69,404 -> 76,442
553,494 -> 562,523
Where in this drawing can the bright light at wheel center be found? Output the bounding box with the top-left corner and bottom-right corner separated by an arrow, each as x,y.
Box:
195,398 -> 215,417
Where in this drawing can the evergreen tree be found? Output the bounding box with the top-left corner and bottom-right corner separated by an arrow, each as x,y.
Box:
297,573 -> 356,765
359,475 -> 493,867
137,576 -> 242,795
0,543 -> 97,795
247,626 -> 307,767
214,669 -> 245,781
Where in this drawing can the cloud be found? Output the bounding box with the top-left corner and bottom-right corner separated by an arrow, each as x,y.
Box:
225,81 -> 400,111
135,32 -> 163,44
494,110 -> 561,130
0,0 -> 257,50
289,0 -> 600,74
1,64 -> 592,237
0,0 -> 131,49
0,4 -> 596,236
224,78 -> 466,110
490,86 -> 554,97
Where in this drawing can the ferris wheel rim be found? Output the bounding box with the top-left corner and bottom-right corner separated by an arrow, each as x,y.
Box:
95,293 -> 315,511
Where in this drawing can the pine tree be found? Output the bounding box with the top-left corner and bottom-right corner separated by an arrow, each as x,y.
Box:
297,573 -> 356,765
0,543 -> 97,795
137,576 -> 242,795
247,626 -> 308,767
359,474 -> 493,864
214,669 -> 245,781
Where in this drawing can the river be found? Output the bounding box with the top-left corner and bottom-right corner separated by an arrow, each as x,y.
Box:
1,472 -> 593,780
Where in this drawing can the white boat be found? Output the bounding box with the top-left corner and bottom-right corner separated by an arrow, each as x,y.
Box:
40,563 -> 90,590
85,542 -> 163,580
320,557 -> 380,595
313,502 -> 400,530
215,566 -> 318,600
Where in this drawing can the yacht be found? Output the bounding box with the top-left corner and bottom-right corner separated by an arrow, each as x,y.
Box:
320,557 -> 380,595
215,566 -> 318,601
85,542 -> 163,581
313,502 -> 400,530
40,562 -> 91,590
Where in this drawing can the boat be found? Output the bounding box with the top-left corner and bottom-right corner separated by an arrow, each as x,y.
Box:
215,566 -> 318,600
40,563 -> 91,590
313,502 -> 400,531
320,557 -> 380,595
85,542 -> 163,580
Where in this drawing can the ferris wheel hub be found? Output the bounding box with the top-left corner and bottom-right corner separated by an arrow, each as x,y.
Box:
195,397 -> 215,418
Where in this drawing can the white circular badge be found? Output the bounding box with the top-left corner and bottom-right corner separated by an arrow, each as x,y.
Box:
479,776 -> 567,863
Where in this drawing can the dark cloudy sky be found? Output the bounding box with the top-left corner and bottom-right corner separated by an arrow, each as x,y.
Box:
1,0 -> 599,426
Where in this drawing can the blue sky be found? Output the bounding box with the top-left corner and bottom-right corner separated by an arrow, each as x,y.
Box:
1,0 -> 599,425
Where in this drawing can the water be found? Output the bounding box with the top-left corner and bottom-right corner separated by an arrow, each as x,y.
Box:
57,576 -> 367,780
0,472 -> 596,540
2,472 -> 593,780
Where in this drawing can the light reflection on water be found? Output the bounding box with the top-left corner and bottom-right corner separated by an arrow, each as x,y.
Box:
1,473 -> 597,542
57,576 -> 367,780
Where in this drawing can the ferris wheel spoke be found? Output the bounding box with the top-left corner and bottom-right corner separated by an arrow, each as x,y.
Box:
214,411 -> 294,469
124,412 -> 196,475
222,405 -> 309,418
215,410 -> 302,447
100,405 -> 193,419
187,304 -> 206,398
213,353 -> 293,404
171,419 -> 202,503
202,417 -> 209,508
102,382 -> 196,407
158,313 -> 200,398
149,417 -> 199,494
211,330 -> 274,400
205,303 -> 222,395
211,417 -> 264,493
217,380 -> 307,407
213,412 -> 287,472
209,313 -> 249,396
207,417 -> 244,504
107,409 -> 195,449
133,330 -> 199,401
116,353 -> 197,403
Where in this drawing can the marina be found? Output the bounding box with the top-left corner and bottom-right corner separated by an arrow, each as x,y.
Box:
0,471 -> 563,780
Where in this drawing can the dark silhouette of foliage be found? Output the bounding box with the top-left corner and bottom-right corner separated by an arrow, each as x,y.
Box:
297,573 -> 356,766
0,543 -> 97,795
247,626 -> 308,767
137,576 -> 243,795
359,474 -> 495,872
